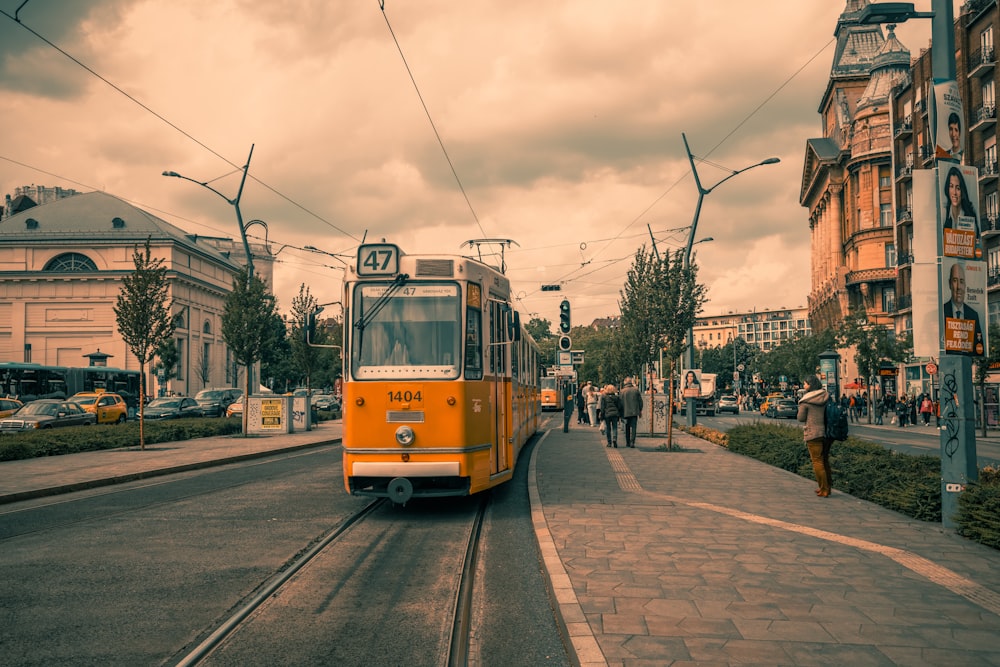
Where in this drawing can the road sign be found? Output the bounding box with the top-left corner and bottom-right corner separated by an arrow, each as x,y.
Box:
737,363 -> 745,372
926,362 -> 938,375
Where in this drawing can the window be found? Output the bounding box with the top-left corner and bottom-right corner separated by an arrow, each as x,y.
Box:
351,282 -> 461,380
885,243 -> 896,268
983,25 -> 994,54
176,338 -> 184,380
984,79 -> 996,109
465,290 -> 483,380
880,204 -> 893,227
43,253 -> 97,272
879,167 -> 891,189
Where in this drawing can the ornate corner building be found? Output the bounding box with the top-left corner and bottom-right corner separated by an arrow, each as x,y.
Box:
803,0 -> 999,397
801,0 -> 908,335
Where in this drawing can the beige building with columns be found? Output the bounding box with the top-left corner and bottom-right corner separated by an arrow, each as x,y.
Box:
0,189 -> 272,397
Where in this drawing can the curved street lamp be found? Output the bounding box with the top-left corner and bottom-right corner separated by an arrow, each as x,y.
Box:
162,144 -> 256,282
681,133 -> 779,426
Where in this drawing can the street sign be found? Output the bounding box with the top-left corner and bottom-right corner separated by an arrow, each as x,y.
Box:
926,362 -> 938,375
737,363 -> 745,372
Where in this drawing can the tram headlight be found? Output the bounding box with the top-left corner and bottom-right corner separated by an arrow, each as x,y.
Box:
395,425 -> 415,446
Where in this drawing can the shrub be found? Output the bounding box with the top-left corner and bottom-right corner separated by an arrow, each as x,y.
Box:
0,418 -> 242,461
956,466 -> 1000,549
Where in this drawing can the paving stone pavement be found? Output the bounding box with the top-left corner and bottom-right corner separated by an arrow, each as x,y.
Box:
530,423 -> 1000,667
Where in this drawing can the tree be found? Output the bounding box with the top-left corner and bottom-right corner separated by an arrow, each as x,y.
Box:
153,337 -> 178,397
839,308 -> 912,423
113,239 -> 176,449
525,316 -> 553,343
289,284 -> 322,393
619,247 -> 705,444
222,268 -> 280,434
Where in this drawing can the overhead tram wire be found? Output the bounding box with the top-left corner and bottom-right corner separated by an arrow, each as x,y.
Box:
0,8 -> 362,244
379,1 -> 488,241
523,35 -> 837,294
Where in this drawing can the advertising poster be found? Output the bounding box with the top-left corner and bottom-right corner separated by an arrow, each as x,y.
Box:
941,258 -> 986,356
682,369 -> 702,398
938,164 -> 982,260
933,80 -> 964,161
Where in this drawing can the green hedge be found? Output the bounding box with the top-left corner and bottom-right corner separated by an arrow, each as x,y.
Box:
722,422 -> 998,549
0,417 -> 243,461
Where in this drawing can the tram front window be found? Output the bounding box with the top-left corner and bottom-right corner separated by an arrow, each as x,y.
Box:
352,283 -> 461,379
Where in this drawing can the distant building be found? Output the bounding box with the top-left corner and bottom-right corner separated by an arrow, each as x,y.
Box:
0,189 -> 245,397
694,307 -> 811,353
1,185 -> 80,220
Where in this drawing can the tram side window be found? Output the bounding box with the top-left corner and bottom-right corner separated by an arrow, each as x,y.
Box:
465,307 -> 483,380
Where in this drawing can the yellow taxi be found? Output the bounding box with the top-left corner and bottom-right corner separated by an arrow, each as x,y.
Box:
69,391 -> 129,424
0,397 -> 24,418
759,392 -> 785,416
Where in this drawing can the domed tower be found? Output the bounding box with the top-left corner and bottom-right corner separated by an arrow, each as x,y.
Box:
801,0 -> 908,332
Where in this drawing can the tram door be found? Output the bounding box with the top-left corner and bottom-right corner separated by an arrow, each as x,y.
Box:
489,300 -> 509,475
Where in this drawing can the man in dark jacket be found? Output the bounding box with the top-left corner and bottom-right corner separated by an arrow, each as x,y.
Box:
619,377 -> 643,448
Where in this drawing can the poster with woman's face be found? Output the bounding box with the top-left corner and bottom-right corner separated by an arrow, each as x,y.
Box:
939,164 -> 981,260
933,80 -> 964,161
682,370 -> 702,398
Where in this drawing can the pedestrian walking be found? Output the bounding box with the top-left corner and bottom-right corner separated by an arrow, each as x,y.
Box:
896,397 -> 908,427
619,377 -> 643,448
586,382 -> 599,427
599,384 -> 623,448
576,382 -> 589,425
797,374 -> 832,497
920,395 -> 933,426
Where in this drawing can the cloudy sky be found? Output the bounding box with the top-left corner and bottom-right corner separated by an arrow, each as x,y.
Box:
0,0 -> 949,329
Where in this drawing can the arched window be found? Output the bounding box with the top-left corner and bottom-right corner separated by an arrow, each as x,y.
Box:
43,253 -> 98,272
203,320 -> 212,335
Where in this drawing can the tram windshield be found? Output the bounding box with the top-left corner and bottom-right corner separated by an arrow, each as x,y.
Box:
351,282 -> 461,380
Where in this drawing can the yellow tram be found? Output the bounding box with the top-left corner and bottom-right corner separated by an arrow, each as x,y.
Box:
341,242 -> 541,504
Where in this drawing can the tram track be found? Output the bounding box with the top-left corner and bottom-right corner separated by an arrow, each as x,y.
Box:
174,493 -> 492,667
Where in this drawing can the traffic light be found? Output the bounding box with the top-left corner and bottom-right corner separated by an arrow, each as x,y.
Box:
305,306 -> 324,343
559,299 -> 571,334
558,335 -> 572,351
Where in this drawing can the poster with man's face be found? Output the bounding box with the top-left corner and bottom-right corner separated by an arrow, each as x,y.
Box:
941,258 -> 987,356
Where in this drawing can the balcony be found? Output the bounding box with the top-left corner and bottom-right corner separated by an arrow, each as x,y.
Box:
846,267 -> 896,286
978,160 -> 999,183
989,271 -> 1000,288
896,163 -> 913,181
896,207 -> 913,223
915,99 -> 926,114
888,294 -> 912,314
984,215 -> 1000,237
971,104 -> 997,133
969,46 -> 996,79
897,252 -> 914,267
919,145 -> 935,164
893,116 -> 913,139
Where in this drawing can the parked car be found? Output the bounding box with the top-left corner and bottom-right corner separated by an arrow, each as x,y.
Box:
772,398 -> 799,419
0,397 -> 24,419
194,388 -> 243,417
717,395 -> 739,414
143,396 -> 205,420
313,395 -> 342,418
226,399 -> 244,418
0,399 -> 96,432
68,391 -> 129,424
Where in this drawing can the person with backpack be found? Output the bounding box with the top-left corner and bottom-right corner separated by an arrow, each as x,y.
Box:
599,384 -> 623,448
797,374 -> 833,497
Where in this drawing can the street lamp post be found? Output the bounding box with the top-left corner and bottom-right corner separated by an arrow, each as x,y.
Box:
857,1 -> 978,529
681,133 -> 779,426
163,144 -> 257,418
163,144 -> 256,283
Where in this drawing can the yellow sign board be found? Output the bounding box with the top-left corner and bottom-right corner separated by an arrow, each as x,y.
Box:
261,399 -> 283,429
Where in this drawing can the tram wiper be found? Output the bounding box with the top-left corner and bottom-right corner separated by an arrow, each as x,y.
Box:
354,273 -> 409,359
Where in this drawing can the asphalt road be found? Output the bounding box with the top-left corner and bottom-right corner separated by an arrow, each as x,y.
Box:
0,442 -> 569,666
